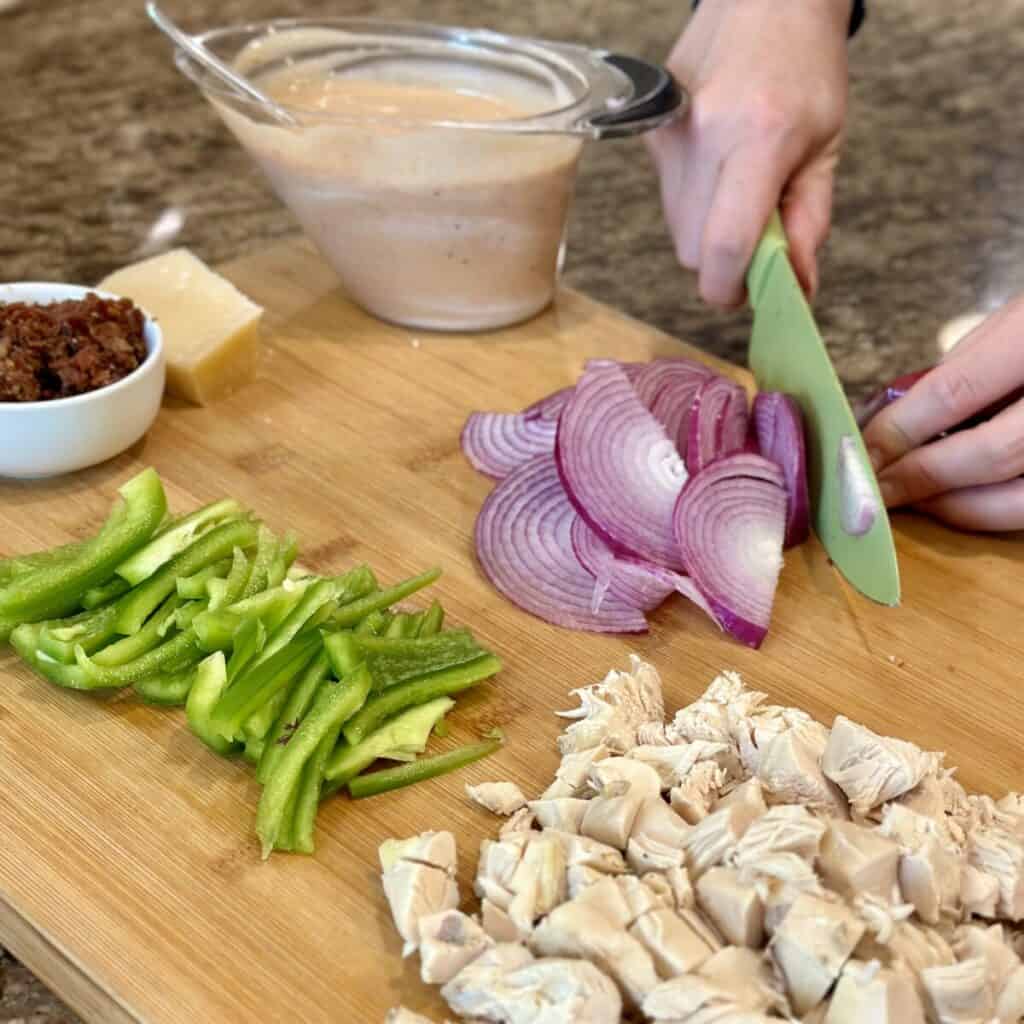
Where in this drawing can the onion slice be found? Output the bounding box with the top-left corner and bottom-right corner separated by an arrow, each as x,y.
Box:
837,435 -> 879,537
753,392 -> 811,548
556,363 -> 688,570
475,455 -> 648,633
674,454 -> 787,649
632,358 -> 713,457
461,412 -> 558,479
686,376 -> 750,474
524,386 -> 575,422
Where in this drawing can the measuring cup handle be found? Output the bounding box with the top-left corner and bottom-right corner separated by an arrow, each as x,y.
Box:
586,54 -> 684,138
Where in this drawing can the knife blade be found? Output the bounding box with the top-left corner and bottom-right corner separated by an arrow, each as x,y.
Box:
747,213 -> 901,606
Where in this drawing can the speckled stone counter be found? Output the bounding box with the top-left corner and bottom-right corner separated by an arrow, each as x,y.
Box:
2,0 -> 1023,1018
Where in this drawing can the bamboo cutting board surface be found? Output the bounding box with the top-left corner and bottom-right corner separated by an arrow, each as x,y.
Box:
2,237 -> 1024,1023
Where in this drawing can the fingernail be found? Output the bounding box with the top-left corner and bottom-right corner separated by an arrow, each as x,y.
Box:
867,447 -> 885,473
879,478 -> 904,508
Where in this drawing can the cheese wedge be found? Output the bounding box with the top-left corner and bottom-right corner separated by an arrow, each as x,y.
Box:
100,248 -> 262,405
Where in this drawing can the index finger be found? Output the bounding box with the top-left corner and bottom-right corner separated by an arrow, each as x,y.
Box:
862,297 -> 1024,470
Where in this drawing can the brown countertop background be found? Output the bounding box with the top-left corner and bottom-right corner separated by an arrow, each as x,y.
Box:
3,0 -> 1024,1019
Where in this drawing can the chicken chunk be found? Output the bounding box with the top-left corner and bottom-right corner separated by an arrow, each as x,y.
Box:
418,909 -> 492,985
757,722 -> 849,818
818,819 -> 901,903
380,830 -> 457,874
696,866 -> 766,947
468,781 -> 529,817
969,826 -> 1024,922
629,906 -> 721,978
920,956 -> 995,1023
823,959 -> 927,1024
529,798 -> 589,835
670,761 -> 728,824
631,740 -> 742,790
769,892 -> 866,1015
698,946 -> 789,1015
821,716 -> 935,815
732,804 -> 827,868
684,797 -> 762,878
581,758 -> 663,849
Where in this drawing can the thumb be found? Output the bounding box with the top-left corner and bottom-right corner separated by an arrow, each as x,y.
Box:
779,154 -> 838,298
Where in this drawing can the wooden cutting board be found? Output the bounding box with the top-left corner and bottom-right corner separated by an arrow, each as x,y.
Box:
2,237 -> 1024,1023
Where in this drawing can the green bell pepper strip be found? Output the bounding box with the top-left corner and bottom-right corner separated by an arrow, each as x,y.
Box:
207,547 -> 250,611
347,737 -> 501,800
37,603 -> 123,664
329,569 -> 441,629
418,601 -> 445,638
10,625 -> 97,690
256,665 -> 372,858
176,559 -> 232,600
265,532 -> 298,589
257,649 -> 330,784
240,524 -> 278,599
114,519 -> 259,636
0,537 -> 91,586
324,696 -> 454,790
323,631 -> 363,679
358,630 -> 488,692
291,753 -> 325,854
116,498 -> 244,586
243,685 -> 290,743
243,579 -> 337,676
274,783 -> 302,853
91,593 -> 183,667
0,468 -> 167,636
209,633 -> 321,742
243,732 -> 265,765
226,616 -> 266,685
385,613 -> 420,639
192,580 -> 312,652
74,629 -> 202,688
134,668 -> 195,706
341,654 -> 501,747
81,576 -> 132,610
355,610 -> 391,636
186,652 -> 238,755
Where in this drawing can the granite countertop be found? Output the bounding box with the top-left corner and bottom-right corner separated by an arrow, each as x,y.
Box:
2,0 -> 1023,1018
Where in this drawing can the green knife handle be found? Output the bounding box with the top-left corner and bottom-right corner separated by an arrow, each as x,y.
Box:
747,211 -> 787,309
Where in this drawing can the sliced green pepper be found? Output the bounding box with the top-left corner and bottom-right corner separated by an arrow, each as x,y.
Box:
91,593 -> 183,667
256,665 -> 371,858
10,625 -> 96,690
245,579 -> 337,675
207,547 -> 250,611
355,610 -> 391,637
385,612 -> 424,639
341,654 -> 501,746
0,537 -> 91,586
37,603 -> 123,664
114,518 -> 259,636
329,569 -> 441,629
323,631 -> 362,680
347,737 -> 501,800
274,783 -> 301,853
265,532 -> 298,589
186,652 -> 237,754
192,580 -> 312,652
257,649 -> 330,784
134,668 -> 195,706
324,696 -> 454,788
209,633 -> 320,742
226,616 -> 265,685
74,629 -> 202,688
240,524 -> 278,599
176,559 -> 232,600
242,685 -> 290,743
0,468 -> 167,637
418,601 -> 445,638
358,630 -> 488,691
243,731 -> 265,765
81,576 -> 132,610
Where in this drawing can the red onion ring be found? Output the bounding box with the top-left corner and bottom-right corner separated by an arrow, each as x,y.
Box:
686,376 -> 750,475
632,358 -> 713,458
461,412 -> 558,479
753,392 -> 811,548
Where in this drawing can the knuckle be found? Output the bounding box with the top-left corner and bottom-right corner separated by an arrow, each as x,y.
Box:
929,367 -> 980,420
742,90 -> 792,144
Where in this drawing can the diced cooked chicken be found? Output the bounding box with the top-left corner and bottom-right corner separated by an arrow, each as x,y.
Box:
556,656 -> 665,755
732,804 -> 827,868
646,865 -> 696,913
418,910 -> 492,985
529,798 -> 589,834
540,746 -> 609,800
880,804 -> 962,925
997,965 -> 1024,1020
734,704 -> 817,777
667,670 -> 766,750
670,761 -> 728,824
920,956 -> 995,1023
855,918 -> 955,996
504,834 -> 567,935
954,923 -> 1021,998
642,972 -> 777,1022
684,797 -> 763,878
571,874 -> 667,928
823,958 -> 927,1024
769,892 -> 866,1015
821,716 -> 936,816
737,851 -> 826,935
632,796 -> 692,847
962,863 -> 1001,918
580,758 -> 664,849
699,946 -> 789,1015
499,806 -> 536,838
968,826 -> 1024,922
631,740 -> 743,791
757,721 -> 850,818
630,906 -> 723,979
566,863 -> 605,899
818,819 -> 901,903
715,777 -> 768,815
476,835 -> 531,904
383,860 -> 461,958
894,771 -> 949,822
468,781 -> 528,817
696,866 -> 766,947
552,831 -> 628,874
627,834 -> 685,874
481,899 -> 523,944
380,830 -> 457,873
529,901 -> 660,1007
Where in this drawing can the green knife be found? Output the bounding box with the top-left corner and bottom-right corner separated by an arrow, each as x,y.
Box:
747,213 -> 900,606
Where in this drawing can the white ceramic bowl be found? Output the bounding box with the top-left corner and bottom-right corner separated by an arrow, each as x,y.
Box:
0,282 -> 165,479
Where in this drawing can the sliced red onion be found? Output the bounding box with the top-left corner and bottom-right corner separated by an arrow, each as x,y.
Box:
686,376 -> 750,475
474,455 -> 648,633
837,434 -> 879,537
673,454 -> 787,649
556,363 -> 688,570
523,386 -> 575,422
753,392 -> 811,548
461,411 -> 558,479
632,358 -> 713,456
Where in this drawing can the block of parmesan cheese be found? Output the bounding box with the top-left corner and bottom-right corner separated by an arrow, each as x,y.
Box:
99,248 -> 263,406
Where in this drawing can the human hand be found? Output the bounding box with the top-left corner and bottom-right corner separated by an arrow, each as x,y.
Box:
647,0 -> 851,308
862,296 -> 1024,531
